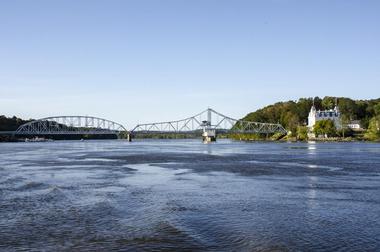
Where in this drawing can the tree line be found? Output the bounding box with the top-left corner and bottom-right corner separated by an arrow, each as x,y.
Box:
0,115 -> 31,131
0,116 -> 32,141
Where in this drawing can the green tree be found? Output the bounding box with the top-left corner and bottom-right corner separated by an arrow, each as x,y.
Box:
283,112 -> 299,136
339,98 -> 356,119
322,96 -> 335,110
296,126 -> 308,141
340,114 -> 351,138
313,120 -> 337,137
364,116 -> 380,140
374,103 -> 380,116
0,115 -> 31,131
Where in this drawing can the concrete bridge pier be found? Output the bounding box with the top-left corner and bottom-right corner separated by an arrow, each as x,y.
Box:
127,133 -> 133,142
201,109 -> 216,143
202,128 -> 216,143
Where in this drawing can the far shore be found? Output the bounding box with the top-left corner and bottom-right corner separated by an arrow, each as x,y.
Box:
1,135 -> 379,143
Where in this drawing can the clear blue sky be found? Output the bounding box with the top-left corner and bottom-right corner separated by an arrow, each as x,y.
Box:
0,0 -> 379,128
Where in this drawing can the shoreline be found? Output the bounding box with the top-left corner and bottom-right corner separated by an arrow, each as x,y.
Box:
1,136 -> 378,143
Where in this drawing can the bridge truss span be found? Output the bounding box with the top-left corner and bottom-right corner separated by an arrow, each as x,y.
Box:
131,108 -> 287,135
15,116 -> 128,135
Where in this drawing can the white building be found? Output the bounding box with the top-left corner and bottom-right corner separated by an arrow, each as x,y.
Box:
347,120 -> 361,130
308,104 -> 342,130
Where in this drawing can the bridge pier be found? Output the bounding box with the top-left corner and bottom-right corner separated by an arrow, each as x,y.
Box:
201,110 -> 216,143
127,133 -> 133,142
202,128 -> 216,143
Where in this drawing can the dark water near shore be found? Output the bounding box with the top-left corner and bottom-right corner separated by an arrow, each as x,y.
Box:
1,140 -> 380,251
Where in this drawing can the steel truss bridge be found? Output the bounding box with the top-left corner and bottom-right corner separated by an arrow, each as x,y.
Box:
2,109 -> 287,139
14,116 -> 128,136
131,108 -> 287,136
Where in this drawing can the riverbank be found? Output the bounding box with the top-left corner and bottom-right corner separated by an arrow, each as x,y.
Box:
227,133 -> 380,143
0,134 -> 119,142
1,134 -> 378,143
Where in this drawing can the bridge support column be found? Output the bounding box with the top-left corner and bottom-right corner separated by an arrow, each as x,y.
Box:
127,133 -> 133,142
202,128 -> 216,143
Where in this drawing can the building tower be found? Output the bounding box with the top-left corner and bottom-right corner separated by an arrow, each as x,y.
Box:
308,98 -> 317,128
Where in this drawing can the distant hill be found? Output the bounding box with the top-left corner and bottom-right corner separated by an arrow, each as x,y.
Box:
241,97 -> 380,133
0,115 -> 32,131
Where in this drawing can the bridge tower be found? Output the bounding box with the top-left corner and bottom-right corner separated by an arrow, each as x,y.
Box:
127,133 -> 133,142
202,108 -> 216,143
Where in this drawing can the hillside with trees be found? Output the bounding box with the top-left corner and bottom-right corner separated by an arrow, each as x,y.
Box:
240,97 -> 380,140
0,115 -> 31,131
0,115 -> 32,141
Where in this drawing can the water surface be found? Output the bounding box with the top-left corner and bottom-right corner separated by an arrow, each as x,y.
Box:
1,140 -> 380,251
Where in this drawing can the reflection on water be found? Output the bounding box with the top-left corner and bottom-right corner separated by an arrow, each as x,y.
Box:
0,140 -> 380,251
307,141 -> 317,155
306,175 -> 319,210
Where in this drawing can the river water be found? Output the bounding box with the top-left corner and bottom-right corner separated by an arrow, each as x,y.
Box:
0,140 -> 380,251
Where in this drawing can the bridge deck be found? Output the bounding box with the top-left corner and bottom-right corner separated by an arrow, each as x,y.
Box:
0,131 -> 16,135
